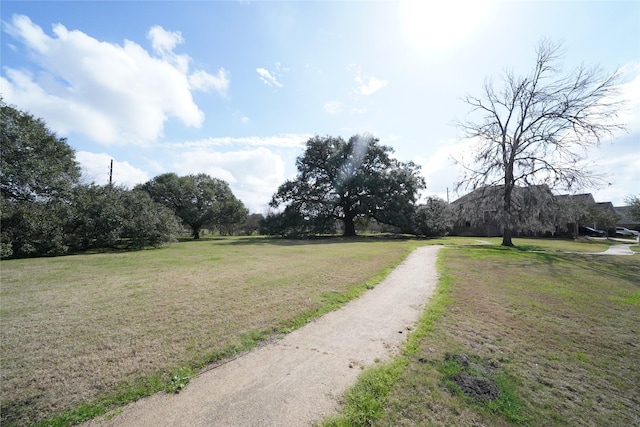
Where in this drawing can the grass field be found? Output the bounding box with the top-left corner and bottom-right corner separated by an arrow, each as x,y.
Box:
1,235 -> 437,426
325,244 -> 640,426
1,236 -> 636,426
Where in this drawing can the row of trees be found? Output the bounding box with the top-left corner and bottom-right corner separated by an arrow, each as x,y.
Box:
1,100 -> 248,258
1,95 -> 452,259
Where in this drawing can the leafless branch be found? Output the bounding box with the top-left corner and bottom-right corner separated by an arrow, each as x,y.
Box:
455,39 -> 627,245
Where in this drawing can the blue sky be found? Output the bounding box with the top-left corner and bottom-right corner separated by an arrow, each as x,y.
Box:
2,1 -> 638,213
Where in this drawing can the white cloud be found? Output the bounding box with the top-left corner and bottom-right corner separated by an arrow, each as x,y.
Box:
274,61 -> 290,73
3,14 -> 49,52
256,67 -> 283,88
189,69 -> 229,95
357,76 -> 388,96
75,151 -> 150,188
170,133 -> 313,149
147,25 -> 183,56
256,62 -> 290,88
587,130 -> 640,205
173,147 -> 288,213
347,63 -> 387,96
1,15 -> 228,146
616,62 -> 640,135
413,138 -> 474,202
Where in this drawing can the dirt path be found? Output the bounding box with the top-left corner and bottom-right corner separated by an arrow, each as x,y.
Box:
87,245 -> 441,427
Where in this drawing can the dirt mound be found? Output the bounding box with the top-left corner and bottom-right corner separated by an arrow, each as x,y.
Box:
451,373 -> 499,403
444,353 -> 500,403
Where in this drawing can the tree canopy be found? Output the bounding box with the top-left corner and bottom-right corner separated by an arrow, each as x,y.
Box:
1,98 -> 81,202
626,195 -> 640,222
1,101 -> 181,258
413,197 -> 454,237
456,40 -> 626,246
138,173 -> 247,238
268,134 -> 425,237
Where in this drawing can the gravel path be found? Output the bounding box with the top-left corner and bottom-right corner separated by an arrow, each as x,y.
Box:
87,245 -> 441,427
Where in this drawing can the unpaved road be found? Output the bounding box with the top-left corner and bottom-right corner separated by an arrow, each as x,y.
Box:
87,245 -> 441,427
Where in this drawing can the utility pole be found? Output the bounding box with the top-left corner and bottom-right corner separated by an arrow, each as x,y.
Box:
109,159 -> 113,185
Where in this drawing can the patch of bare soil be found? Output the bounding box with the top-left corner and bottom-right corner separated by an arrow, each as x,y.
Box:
445,353 -> 500,403
86,246 -> 441,427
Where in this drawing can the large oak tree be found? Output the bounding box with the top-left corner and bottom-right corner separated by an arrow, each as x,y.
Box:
1,99 -> 81,257
1,98 -> 81,203
269,134 -> 425,237
138,173 -> 247,239
456,40 -> 626,246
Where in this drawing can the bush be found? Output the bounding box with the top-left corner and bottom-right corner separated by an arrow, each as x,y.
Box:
413,197 -> 453,237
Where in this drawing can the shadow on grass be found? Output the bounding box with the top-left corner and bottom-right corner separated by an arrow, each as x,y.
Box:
559,254 -> 640,284
459,244 -> 640,284
188,234 -> 427,247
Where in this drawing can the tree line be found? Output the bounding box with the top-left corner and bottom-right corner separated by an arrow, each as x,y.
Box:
0,99 -> 453,259
0,99 -> 251,258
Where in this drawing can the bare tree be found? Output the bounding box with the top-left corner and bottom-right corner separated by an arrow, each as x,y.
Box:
456,40 -> 626,246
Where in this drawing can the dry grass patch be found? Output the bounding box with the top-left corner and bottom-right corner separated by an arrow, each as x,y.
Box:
1,236 -> 424,426
377,247 -> 639,426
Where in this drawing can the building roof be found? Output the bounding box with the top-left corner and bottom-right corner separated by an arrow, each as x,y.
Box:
555,193 -> 596,204
614,206 -> 634,223
597,202 -> 616,213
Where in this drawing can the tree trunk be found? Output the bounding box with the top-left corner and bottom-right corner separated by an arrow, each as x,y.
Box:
343,216 -> 357,237
502,181 -> 515,247
502,229 -> 513,247
193,227 -> 200,239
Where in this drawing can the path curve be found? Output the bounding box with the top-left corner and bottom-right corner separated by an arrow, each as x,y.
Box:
472,240 -> 637,256
87,245 -> 441,427
596,244 -> 635,256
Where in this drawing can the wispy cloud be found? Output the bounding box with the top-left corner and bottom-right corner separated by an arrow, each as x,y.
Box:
347,63 -> 388,96
168,133 -> 313,149
256,68 -> 283,87
0,15 -> 229,146
189,69 -> 229,94
256,61 -> 290,88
